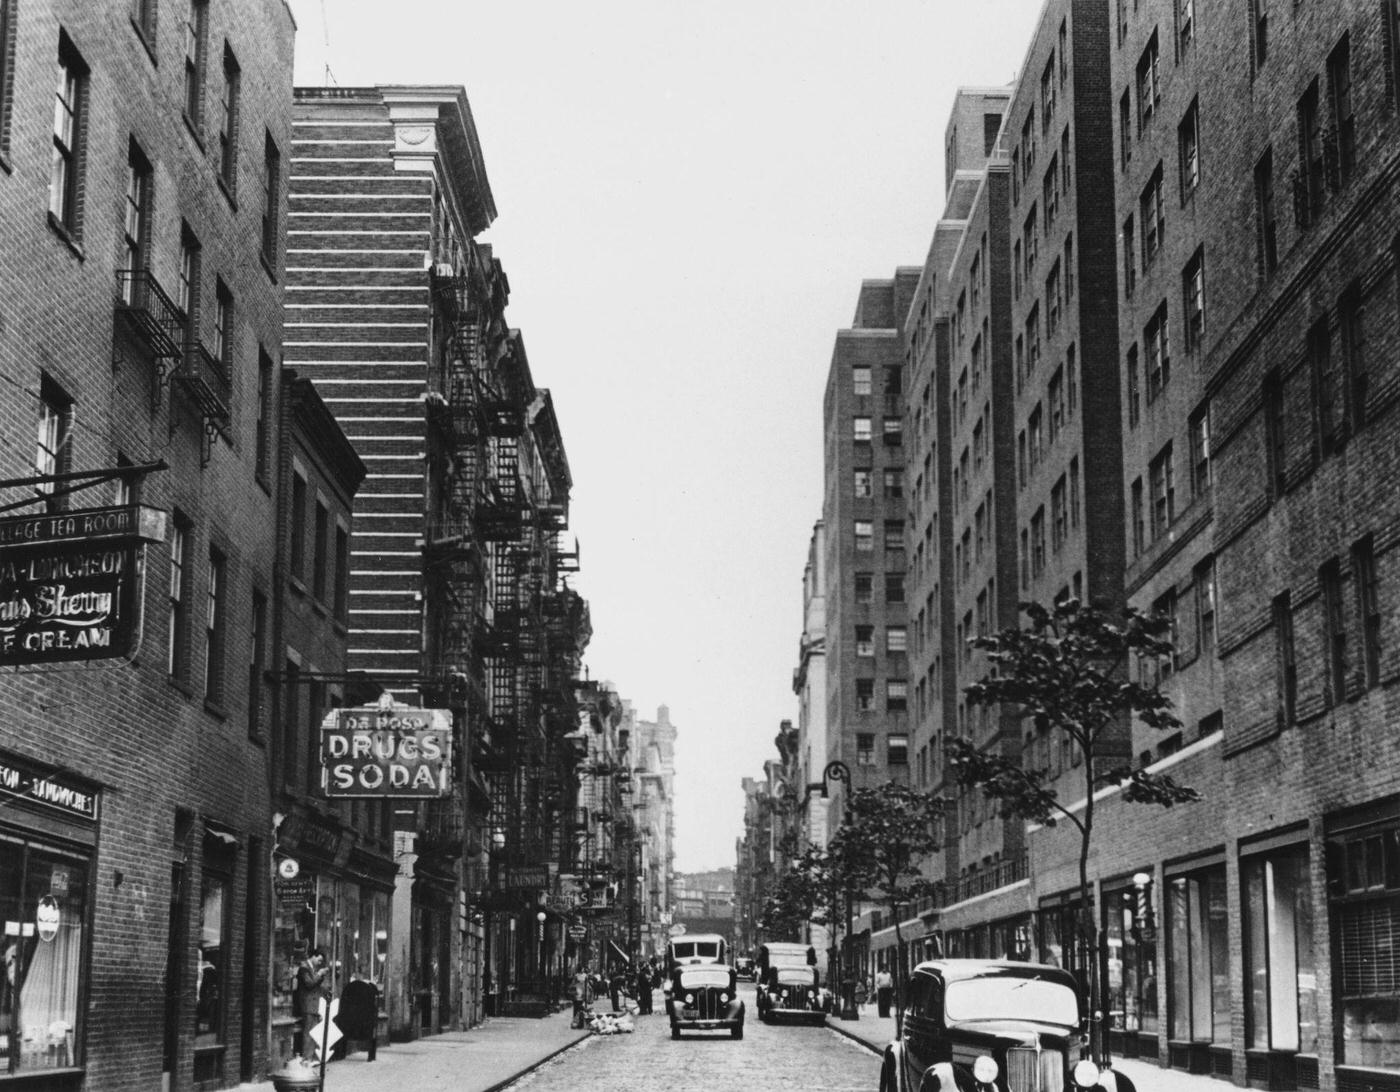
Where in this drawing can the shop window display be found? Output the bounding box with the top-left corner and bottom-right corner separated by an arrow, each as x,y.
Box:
0,838 -> 87,1073
1328,820 -> 1400,1070
1166,864 -> 1230,1044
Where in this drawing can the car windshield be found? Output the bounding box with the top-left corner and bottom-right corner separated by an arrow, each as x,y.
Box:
944,976 -> 1080,1026
672,941 -> 720,961
679,969 -> 730,989
775,969 -> 813,986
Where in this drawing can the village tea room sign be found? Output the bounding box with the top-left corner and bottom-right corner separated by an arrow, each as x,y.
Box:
0,506 -> 141,666
320,705 -> 452,798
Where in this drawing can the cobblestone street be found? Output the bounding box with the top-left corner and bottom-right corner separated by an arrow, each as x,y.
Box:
503,985 -> 876,1092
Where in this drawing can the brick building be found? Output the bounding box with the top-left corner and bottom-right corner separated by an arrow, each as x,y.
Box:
0,0 -> 298,1088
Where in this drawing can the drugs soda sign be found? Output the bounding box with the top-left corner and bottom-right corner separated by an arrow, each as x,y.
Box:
321,707 -> 452,798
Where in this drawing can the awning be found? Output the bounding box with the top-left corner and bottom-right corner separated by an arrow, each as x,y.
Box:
608,940 -> 629,965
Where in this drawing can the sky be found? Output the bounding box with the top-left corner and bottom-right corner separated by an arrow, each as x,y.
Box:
287,0 -> 1047,872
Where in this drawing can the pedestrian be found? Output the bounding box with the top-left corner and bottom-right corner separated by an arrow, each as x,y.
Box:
876,966 -> 894,1018
570,967 -> 594,1028
294,947 -> 332,1059
634,963 -> 653,1015
609,963 -> 626,1012
334,975 -> 380,1061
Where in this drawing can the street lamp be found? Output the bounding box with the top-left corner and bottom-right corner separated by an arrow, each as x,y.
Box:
790,761 -> 857,1021
537,910 -> 549,1008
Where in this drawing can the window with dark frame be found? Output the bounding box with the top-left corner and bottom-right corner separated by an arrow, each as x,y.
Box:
219,43 -> 240,193
1274,591 -> 1296,727
123,140 -> 152,295
169,512 -> 191,681
1136,32 -> 1160,134
1189,403 -> 1210,496
1182,247 -> 1205,353
261,131 -> 281,267
50,32 -> 88,235
313,500 -> 329,602
290,472 -> 307,579
1339,280 -> 1366,433
887,733 -> 909,766
334,524 -> 350,623
1297,80 -> 1323,227
0,1 -> 14,162
178,222 -> 201,317
886,680 -> 908,713
1122,215 -> 1136,297
1131,479 -> 1145,556
1195,555 -> 1216,656
183,0 -> 207,125
35,375 -> 73,508
855,624 -> 874,657
1320,558 -> 1347,708
1328,33 -> 1354,186
131,0 -> 156,41
1352,536 -> 1380,690
1252,0 -> 1269,72
1178,99 -> 1199,202
1146,303 -> 1170,403
255,348 -> 272,484
205,547 -> 226,706
1149,443 -> 1175,540
249,588 -> 266,739
1140,164 -> 1165,267
856,731 -> 875,762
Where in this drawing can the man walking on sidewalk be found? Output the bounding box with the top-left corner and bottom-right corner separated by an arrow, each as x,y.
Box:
875,967 -> 893,1018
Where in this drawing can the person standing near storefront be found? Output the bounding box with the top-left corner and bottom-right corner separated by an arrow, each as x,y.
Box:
875,966 -> 894,1018
295,947 -> 332,1058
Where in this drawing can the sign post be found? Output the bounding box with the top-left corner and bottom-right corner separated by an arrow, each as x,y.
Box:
308,996 -> 342,1092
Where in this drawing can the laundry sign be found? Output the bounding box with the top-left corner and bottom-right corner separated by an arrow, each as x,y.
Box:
320,706 -> 452,798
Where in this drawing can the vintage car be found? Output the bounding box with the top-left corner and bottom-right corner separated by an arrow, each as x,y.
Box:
877,960 -> 1137,1092
665,932 -> 729,970
755,942 -> 825,1025
735,956 -> 756,981
668,962 -> 745,1040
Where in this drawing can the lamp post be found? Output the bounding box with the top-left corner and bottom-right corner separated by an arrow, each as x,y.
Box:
536,910 -> 548,1008
792,760 -> 856,1021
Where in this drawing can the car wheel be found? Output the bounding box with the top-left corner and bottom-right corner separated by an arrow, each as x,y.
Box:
879,1057 -> 897,1092
671,1023 -> 680,1040
732,1022 -> 744,1040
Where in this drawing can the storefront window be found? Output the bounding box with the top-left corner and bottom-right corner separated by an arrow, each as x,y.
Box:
197,873 -> 228,1046
1328,817 -> 1400,1070
0,837 -> 88,1073
1038,899 -> 1089,995
1243,843 -> 1317,1054
1167,864 -> 1230,1043
1106,885 -> 1158,1034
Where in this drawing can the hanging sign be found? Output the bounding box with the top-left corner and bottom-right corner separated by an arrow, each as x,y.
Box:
0,506 -> 143,666
320,706 -> 452,798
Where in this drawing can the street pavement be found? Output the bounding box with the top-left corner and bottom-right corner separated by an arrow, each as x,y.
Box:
826,1007 -> 1235,1092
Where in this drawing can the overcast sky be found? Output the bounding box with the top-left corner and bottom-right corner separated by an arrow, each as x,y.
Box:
287,0 -> 1047,872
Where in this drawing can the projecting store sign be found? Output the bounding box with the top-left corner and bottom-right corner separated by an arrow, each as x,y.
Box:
0,507 -> 141,666
320,706 -> 452,798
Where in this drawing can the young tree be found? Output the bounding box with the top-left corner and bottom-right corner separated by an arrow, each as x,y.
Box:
778,843 -> 846,1005
828,781 -> 943,1035
949,599 -> 1200,1064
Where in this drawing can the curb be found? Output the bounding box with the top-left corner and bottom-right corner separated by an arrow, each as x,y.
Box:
478,1030 -> 592,1092
825,1017 -> 883,1055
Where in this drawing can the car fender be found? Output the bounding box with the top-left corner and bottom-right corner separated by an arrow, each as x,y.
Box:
1097,1068 -> 1137,1092
881,1044 -> 912,1092
916,1060 -> 964,1092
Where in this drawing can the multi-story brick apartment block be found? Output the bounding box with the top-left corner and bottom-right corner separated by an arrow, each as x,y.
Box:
0,1 -> 302,1087
791,521 -> 832,852
286,86 -> 591,1033
632,704 -> 677,959
822,276 -> 921,809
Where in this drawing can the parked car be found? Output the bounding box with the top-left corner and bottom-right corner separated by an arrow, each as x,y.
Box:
735,956 -> 756,981
755,942 -> 825,1025
668,962 -> 745,1040
877,960 -> 1136,1092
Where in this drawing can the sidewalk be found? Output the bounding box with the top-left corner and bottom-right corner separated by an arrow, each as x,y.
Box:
825,1011 -> 1233,1092
241,1009 -> 590,1092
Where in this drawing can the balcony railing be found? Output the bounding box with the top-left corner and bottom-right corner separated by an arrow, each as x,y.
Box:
170,341 -> 232,466
113,269 -> 184,395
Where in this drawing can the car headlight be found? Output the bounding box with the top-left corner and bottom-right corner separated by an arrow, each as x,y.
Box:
1072,1061 -> 1100,1089
684,993 -> 694,1004
719,992 -> 729,1003
973,1056 -> 999,1085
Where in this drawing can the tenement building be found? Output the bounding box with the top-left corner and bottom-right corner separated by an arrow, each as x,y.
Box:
878,1 -> 1400,1089
0,0 -> 300,1088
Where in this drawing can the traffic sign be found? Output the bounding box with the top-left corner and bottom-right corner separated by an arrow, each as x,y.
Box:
308,996 -> 343,1054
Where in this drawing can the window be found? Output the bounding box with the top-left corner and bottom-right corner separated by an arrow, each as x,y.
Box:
1275,591 -> 1297,727
853,469 -> 873,498
853,366 -> 872,395
883,417 -> 902,445
249,588 -> 267,738
214,279 -> 232,372
1041,56 -> 1056,127
1327,810 -> 1400,1072
1067,343 -> 1077,417
1051,476 -> 1068,552
1182,248 -> 1205,353
1029,404 -> 1043,469
1049,368 -> 1065,441
1390,0 -> 1400,110
1264,371 -> 1286,498
1145,303 -> 1170,402
1132,478 -> 1145,555
856,732 -> 875,762
1297,80 -> 1324,227
1255,147 -> 1279,276
1154,587 -> 1180,678
1046,261 -> 1062,335
883,469 -> 903,499
1026,304 -> 1041,376
887,626 -> 907,654
1136,32 -> 1160,133
1243,844 -> 1317,1054
973,419 -> 986,473
1017,431 -> 1027,489
261,131 -> 281,267
888,733 -> 909,766
313,500 -> 329,602
1020,528 -> 1030,589
1252,0 -> 1269,71
1353,536 -> 1380,689
197,844 -> 232,1047
1127,344 -> 1140,428
255,348 -> 273,484
1024,206 -> 1039,276
1189,403 -> 1210,495
169,513 -> 191,679
1167,865 -> 1231,1044
1310,313 -> 1341,455
123,141 -> 152,291
853,416 -> 871,441
1140,165 -> 1165,267
1195,555 -> 1216,656
0,1 -> 16,161
855,625 -> 874,657
334,523 -> 351,623
1065,235 -> 1075,299
0,838 -> 89,1076
35,375 -> 73,505
205,547 -> 226,705
1149,444 -> 1175,539
1119,90 -> 1133,172
1321,558 -> 1348,707
1069,457 -> 1080,529
1031,507 -> 1046,577
1044,157 -> 1060,231
1339,280 -> 1367,432
183,0 -> 208,124
885,572 -> 904,603
132,0 -> 156,41
1178,99 -> 1199,202
290,472 -> 308,579
1178,0 -> 1194,53
887,681 -> 908,713
1328,34 -> 1355,186
178,223 -> 200,316
219,44 -> 240,192
1062,127 -> 1072,191
854,572 -> 873,604
1122,215 -> 1136,297
50,33 -> 88,235
280,658 -> 299,787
